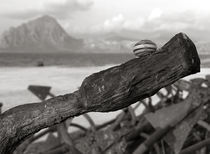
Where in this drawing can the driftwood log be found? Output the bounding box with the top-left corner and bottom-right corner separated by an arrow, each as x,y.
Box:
0,33 -> 200,154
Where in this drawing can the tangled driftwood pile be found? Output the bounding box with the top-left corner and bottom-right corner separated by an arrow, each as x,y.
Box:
13,77 -> 210,154
0,32 -> 203,154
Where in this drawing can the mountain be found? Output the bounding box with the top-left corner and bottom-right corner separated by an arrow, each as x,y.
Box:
0,15 -> 83,53
2,15 -> 208,54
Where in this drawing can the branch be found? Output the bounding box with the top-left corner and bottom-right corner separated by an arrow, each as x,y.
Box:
180,138 -> 210,154
0,32 -> 200,154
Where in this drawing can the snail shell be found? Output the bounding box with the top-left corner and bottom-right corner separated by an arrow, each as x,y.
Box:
133,40 -> 157,57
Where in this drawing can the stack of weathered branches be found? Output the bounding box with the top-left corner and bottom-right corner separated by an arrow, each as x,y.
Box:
13,77 -> 210,154
0,32 -> 203,154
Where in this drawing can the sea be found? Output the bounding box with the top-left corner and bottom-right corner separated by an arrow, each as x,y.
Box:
0,52 -> 210,127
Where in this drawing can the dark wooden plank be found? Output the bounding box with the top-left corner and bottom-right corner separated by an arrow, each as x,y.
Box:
0,33 -> 200,154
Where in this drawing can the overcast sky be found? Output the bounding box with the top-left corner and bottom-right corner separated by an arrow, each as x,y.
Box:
0,0 -> 210,42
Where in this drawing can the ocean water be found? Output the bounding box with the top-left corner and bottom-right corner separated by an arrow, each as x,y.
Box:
0,65 -> 113,110
0,53 -> 210,67
0,53 -> 134,67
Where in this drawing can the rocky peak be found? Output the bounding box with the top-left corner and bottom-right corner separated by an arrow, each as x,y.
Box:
0,15 -> 83,51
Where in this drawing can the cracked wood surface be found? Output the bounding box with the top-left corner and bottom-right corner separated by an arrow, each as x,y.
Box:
0,33 -> 200,154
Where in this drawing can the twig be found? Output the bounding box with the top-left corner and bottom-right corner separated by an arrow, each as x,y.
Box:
197,120 -> 210,132
133,101 -> 142,111
40,143 -> 69,154
133,126 -> 172,154
83,113 -> 96,131
180,138 -> 210,154
128,106 -> 137,125
110,110 -> 126,131
161,140 -> 166,154
140,132 -> 161,154
0,102 -> 2,114
70,123 -> 88,132
57,123 -> 82,154
96,119 -> 115,130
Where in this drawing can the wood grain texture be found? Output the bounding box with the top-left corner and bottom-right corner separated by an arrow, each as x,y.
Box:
0,33 -> 200,154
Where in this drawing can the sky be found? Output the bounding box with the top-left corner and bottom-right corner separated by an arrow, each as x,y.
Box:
0,0 -> 210,42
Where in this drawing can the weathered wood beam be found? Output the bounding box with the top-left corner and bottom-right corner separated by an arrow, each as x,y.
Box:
0,32 -> 200,154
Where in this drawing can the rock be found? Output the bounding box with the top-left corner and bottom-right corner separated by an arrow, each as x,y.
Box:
0,15 -> 83,52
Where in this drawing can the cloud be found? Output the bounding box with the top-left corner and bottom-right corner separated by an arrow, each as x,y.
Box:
148,8 -> 162,21
103,14 -> 125,32
45,0 -> 93,18
90,14 -> 145,34
3,0 -> 94,20
87,10 -> 210,42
